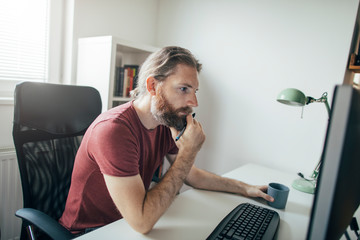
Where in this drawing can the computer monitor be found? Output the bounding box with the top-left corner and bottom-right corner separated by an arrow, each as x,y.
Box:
307,85 -> 360,240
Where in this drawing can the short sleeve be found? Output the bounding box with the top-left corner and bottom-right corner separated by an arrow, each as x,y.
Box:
88,118 -> 140,177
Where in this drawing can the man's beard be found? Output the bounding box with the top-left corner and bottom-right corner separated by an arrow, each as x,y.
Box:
151,90 -> 192,131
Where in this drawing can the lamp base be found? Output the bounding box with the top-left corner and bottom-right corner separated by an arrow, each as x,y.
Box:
292,178 -> 316,194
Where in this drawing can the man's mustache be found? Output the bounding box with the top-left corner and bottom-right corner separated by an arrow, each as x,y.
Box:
175,107 -> 192,115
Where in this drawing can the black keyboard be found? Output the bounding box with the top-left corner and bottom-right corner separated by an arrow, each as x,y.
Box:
206,203 -> 280,240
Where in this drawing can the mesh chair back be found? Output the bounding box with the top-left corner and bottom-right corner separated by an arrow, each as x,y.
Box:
13,82 -> 101,238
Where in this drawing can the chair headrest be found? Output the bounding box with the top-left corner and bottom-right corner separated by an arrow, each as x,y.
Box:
13,82 -> 102,135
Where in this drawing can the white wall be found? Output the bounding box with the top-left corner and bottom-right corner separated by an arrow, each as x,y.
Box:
0,0 -> 160,149
0,105 -> 14,148
3,1 -> 358,238
156,0 -> 359,176
1,0 -> 359,175
66,0 -> 160,84
1,1 -> 359,237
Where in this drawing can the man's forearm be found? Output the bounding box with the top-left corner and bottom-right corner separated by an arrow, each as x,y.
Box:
184,166 -> 273,202
138,118 -> 206,233
140,150 -> 197,232
185,167 -> 249,195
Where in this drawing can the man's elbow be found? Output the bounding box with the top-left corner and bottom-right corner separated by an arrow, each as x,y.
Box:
135,225 -> 153,235
130,219 -> 155,234
184,167 -> 203,189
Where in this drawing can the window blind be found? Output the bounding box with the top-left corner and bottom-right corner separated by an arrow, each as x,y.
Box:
0,0 -> 49,83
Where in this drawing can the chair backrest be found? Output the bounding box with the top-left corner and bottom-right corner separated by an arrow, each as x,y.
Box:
13,82 -> 102,222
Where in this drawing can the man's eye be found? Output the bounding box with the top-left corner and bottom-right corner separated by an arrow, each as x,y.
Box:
180,87 -> 188,92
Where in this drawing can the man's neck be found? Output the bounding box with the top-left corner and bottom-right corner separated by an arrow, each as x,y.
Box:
133,95 -> 159,130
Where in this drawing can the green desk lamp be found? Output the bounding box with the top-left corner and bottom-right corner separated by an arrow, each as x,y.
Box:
277,88 -> 330,194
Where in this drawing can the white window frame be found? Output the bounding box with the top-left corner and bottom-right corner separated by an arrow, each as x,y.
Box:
0,0 -> 64,105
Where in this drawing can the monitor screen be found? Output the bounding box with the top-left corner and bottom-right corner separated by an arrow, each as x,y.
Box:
307,85 -> 360,240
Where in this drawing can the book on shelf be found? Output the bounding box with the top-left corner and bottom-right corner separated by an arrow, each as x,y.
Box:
356,55 -> 360,66
114,67 -> 124,97
114,65 -> 139,97
124,65 -> 139,96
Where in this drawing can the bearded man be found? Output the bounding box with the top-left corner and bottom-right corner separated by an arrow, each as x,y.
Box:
59,46 -> 273,235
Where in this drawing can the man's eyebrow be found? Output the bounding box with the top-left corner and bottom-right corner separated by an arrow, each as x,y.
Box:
180,83 -> 199,91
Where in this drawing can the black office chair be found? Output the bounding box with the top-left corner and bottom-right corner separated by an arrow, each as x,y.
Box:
13,82 -> 102,240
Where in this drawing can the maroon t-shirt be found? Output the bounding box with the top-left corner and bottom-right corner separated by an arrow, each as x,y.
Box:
59,101 -> 178,233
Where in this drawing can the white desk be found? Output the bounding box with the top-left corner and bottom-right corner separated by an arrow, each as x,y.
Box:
76,164 -> 314,239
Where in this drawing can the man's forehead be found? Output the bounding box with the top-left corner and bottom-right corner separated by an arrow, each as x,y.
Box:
171,65 -> 199,88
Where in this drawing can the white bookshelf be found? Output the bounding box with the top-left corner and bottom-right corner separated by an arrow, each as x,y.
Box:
76,36 -> 158,111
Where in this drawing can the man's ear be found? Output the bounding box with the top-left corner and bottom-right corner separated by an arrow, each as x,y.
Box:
146,77 -> 157,96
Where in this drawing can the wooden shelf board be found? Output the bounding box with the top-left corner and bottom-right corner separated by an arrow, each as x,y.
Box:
349,53 -> 360,73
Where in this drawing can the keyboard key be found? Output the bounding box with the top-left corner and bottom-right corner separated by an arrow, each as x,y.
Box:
206,203 -> 280,240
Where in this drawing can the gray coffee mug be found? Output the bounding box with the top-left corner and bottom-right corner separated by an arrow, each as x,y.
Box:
267,182 -> 290,209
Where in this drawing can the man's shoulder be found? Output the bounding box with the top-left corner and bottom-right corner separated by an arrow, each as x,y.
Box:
96,101 -> 136,124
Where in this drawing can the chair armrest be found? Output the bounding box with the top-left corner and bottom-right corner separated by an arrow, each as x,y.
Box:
15,208 -> 74,240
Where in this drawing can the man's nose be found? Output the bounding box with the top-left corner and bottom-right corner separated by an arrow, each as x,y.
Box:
188,93 -> 198,107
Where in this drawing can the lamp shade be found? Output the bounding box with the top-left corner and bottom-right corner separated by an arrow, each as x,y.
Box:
277,88 -> 306,106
